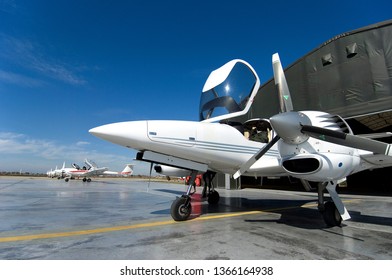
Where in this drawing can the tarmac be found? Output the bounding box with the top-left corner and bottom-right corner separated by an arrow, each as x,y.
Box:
0,176 -> 391,260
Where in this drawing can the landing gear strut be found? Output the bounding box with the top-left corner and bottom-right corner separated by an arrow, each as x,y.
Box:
202,171 -> 219,205
317,181 -> 350,227
170,170 -> 220,221
170,170 -> 197,221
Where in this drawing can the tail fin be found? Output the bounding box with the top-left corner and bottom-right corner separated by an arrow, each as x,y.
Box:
121,164 -> 134,176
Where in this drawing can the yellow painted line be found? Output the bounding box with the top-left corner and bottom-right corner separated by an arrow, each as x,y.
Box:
0,199 -> 361,243
0,220 -> 177,243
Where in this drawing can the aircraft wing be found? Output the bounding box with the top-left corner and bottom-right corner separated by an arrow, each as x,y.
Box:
71,168 -> 107,177
79,169 -> 96,176
246,156 -> 286,177
89,167 -> 109,176
359,153 -> 392,167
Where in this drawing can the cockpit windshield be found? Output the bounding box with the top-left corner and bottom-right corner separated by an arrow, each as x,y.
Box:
199,60 -> 259,122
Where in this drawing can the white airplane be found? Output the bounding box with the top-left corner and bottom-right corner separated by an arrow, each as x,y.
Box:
48,162 -> 78,179
64,159 -> 134,182
46,167 -> 57,178
89,53 -> 392,226
102,164 -> 134,176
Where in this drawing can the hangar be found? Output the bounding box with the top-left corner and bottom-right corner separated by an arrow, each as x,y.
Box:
226,19 -> 392,192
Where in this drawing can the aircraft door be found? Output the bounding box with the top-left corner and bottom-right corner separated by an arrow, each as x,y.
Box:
147,121 -> 196,147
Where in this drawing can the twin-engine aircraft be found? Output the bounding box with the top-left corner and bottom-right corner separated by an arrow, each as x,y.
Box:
89,53 -> 392,227
58,159 -> 134,182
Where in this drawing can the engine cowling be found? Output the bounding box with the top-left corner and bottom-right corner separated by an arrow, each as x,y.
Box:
281,153 -> 360,181
154,165 -> 193,178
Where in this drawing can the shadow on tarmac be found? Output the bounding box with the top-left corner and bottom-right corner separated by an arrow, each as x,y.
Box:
151,189 -> 392,230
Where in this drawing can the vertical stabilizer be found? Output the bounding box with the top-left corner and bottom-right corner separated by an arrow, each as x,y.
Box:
121,164 -> 134,176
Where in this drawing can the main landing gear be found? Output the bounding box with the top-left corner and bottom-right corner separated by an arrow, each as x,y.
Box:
317,181 -> 350,227
170,170 -> 219,221
64,177 -> 92,182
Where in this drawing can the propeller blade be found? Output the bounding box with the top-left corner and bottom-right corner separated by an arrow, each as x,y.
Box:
301,125 -> 392,155
272,53 -> 293,113
234,135 -> 280,179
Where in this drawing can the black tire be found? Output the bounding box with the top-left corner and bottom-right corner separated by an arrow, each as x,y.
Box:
207,190 -> 220,205
171,196 -> 192,221
87,178 -> 91,182
65,178 -> 69,182
323,201 -> 342,227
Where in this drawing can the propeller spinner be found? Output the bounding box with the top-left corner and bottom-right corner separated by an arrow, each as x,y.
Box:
270,112 -> 310,144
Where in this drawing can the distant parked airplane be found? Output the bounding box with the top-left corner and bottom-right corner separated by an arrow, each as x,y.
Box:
63,159 -> 134,182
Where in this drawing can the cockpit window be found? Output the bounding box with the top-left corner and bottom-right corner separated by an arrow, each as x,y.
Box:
199,61 -> 257,121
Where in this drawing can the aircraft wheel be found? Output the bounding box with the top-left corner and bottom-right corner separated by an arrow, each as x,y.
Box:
65,178 -> 69,182
87,178 -> 91,182
207,190 -> 220,205
83,178 -> 87,182
322,201 -> 342,227
171,196 -> 191,221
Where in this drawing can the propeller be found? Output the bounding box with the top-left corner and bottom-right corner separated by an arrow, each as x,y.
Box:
234,135 -> 280,179
301,124 -> 392,156
273,53 -> 293,113
234,53 -> 291,179
234,52 -> 392,179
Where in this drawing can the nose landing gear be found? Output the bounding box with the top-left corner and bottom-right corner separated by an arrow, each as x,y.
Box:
170,170 -> 219,221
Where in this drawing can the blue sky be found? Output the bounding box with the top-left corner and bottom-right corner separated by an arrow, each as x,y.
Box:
1,0 -> 391,174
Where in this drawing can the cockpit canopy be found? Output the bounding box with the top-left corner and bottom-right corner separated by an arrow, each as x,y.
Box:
199,59 -> 260,122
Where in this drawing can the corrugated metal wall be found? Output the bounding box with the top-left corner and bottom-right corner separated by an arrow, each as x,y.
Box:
233,20 -> 392,133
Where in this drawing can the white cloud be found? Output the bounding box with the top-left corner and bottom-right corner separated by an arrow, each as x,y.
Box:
0,69 -> 44,87
0,132 -> 136,173
1,34 -> 87,86
76,141 -> 90,146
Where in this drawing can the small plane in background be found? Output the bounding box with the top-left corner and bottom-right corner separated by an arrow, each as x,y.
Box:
46,167 -> 57,178
89,53 -> 392,227
47,160 -> 134,182
47,162 -> 78,179
64,159 -> 134,182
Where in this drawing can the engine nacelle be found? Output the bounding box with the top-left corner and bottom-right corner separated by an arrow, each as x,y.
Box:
154,165 -> 193,178
282,153 -> 360,181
